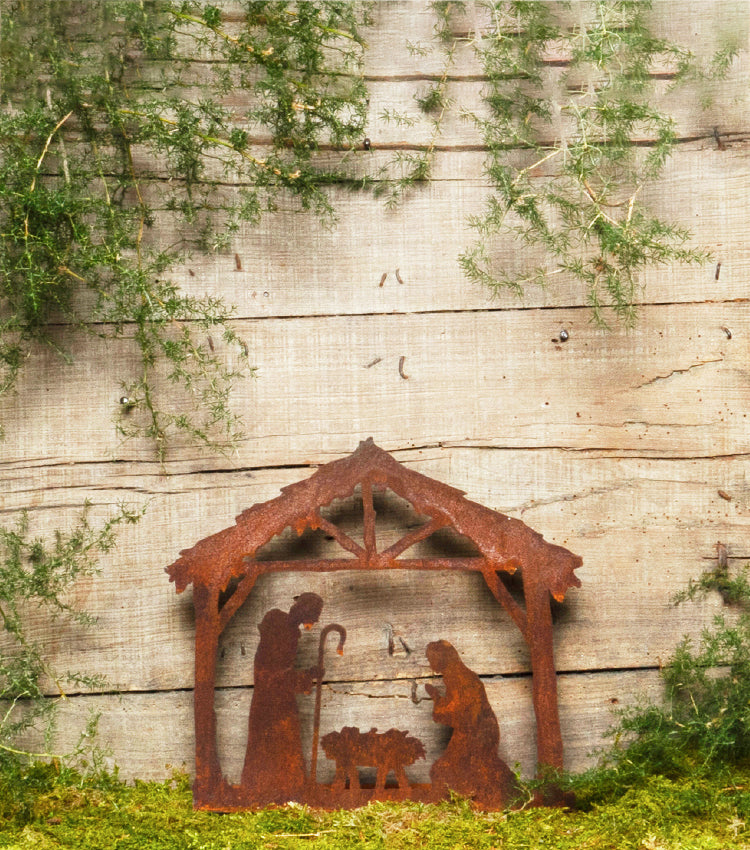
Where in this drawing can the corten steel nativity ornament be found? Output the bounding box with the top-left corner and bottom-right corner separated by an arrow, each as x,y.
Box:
166,439 -> 582,810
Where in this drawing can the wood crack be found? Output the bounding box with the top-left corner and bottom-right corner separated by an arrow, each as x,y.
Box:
34,666 -> 666,700
633,357 -> 724,389
517,482 -> 632,514
5,446 -> 750,485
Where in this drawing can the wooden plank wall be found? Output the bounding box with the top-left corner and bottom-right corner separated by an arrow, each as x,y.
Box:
2,1 -> 749,783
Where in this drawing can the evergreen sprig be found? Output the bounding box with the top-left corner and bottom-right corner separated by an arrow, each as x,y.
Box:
607,560 -> 750,775
0,504 -> 143,765
0,1 -> 370,458
449,0 -> 737,325
376,1 -> 458,206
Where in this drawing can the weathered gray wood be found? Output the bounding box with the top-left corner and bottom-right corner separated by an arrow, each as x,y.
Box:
362,79 -> 748,148
110,143 -> 750,319
2,1 -> 749,779
191,1 -> 749,82
158,0 -> 750,154
2,301 -> 747,466
95,2 -> 750,320
26,669 -> 664,782
358,0 -> 750,79
177,72 -> 746,147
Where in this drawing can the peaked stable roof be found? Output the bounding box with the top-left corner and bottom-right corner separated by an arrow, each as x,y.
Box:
166,438 -> 581,601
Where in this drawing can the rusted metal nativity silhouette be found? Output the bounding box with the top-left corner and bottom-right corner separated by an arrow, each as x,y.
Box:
166,439 -> 581,810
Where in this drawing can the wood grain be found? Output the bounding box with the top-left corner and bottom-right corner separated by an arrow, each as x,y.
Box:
1,1 -> 749,780
86,143 -> 750,320
22,669 -> 664,782
358,1 -> 750,80
2,301 -> 747,466
2,447 -> 745,692
186,2 -> 749,84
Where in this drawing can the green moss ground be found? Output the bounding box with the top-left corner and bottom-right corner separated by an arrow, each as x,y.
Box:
1,766 -> 750,850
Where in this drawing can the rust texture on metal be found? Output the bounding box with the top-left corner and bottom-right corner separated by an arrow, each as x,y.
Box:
166,438 -> 582,811
322,726 -> 426,793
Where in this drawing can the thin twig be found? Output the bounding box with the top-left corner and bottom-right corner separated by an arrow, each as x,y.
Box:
30,109 -> 74,193
46,89 -> 70,183
0,742 -> 63,759
625,185 -> 641,225
168,10 -> 257,54
516,147 -> 561,180
117,108 -> 302,181
264,831 -> 335,839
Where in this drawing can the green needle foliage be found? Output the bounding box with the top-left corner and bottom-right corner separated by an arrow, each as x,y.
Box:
0,1 -> 370,458
377,2 -> 457,207
603,558 -> 750,781
0,504 -> 142,769
450,0 -> 737,325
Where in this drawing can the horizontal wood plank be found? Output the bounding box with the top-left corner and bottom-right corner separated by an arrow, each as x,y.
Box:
184,2 -> 749,86
130,143 -> 750,320
30,140 -> 750,323
170,71 -> 747,147
155,1 -> 750,155
359,1 -> 750,80
2,301 -> 747,466
25,668 -> 665,782
1,448 -> 745,692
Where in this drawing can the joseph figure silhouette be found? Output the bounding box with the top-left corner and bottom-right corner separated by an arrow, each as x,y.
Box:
241,593 -> 324,802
